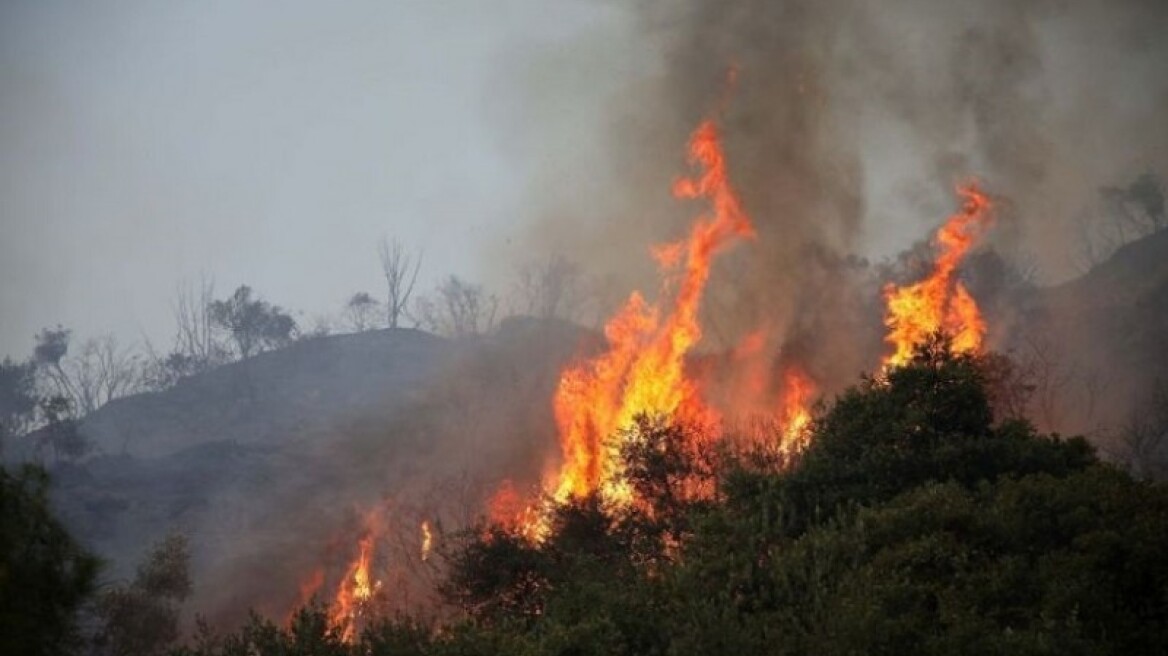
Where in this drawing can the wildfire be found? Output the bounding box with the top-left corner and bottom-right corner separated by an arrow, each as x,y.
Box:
329,531 -> 379,642
777,366 -> 816,455
548,118 -> 755,506
883,184 -> 993,368
487,478 -> 552,541
420,521 -> 433,562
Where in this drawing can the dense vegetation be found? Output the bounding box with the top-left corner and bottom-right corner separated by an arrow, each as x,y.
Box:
158,338 -> 1168,655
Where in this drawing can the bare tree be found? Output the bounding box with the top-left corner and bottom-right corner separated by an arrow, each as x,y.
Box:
342,292 -> 382,333
1119,379 -> 1168,480
299,313 -> 333,341
379,237 -> 423,329
1018,332 -> 1078,433
1073,172 -> 1166,272
33,329 -> 145,417
172,276 -> 224,369
143,277 -> 231,388
65,335 -> 144,416
413,276 -> 498,338
1101,172 -> 1166,237
510,255 -> 587,321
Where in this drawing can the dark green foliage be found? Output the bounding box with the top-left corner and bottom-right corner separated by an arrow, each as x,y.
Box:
38,395 -> 91,462
209,286 -> 298,359
762,336 -> 1095,539
96,533 -> 192,656
170,607 -> 348,656
169,607 -> 446,656
0,357 -> 38,445
703,469 -> 1168,656
0,464 -> 100,656
441,526 -> 550,624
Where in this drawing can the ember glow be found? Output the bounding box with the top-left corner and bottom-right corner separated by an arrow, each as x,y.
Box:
420,521 -> 432,562
883,184 -> 993,368
548,118 -> 755,507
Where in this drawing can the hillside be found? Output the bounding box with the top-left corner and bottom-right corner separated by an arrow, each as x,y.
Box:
35,318 -> 591,622
17,229 -> 1168,624
1009,228 -> 1168,444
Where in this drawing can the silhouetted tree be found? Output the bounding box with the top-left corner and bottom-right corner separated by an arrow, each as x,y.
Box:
0,357 -> 38,449
144,277 -> 231,389
1076,172 -> 1166,271
0,465 -> 99,656
34,326 -> 77,407
379,237 -> 422,329
95,533 -> 192,656
37,395 -> 90,463
30,328 -> 144,416
343,292 -> 381,332
511,255 -> 587,321
209,286 -> 297,359
413,276 -> 498,338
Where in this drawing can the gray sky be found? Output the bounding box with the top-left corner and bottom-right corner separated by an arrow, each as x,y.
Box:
0,0 -> 628,358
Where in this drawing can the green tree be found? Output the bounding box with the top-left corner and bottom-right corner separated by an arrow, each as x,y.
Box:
37,395 -> 91,463
0,357 -> 38,449
0,464 -> 100,656
95,533 -> 192,656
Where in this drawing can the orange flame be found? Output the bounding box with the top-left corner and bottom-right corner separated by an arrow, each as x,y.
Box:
777,366 -> 816,455
420,521 -> 433,562
286,568 -> 325,625
883,184 -> 993,368
488,478 -> 551,541
548,119 -> 754,506
323,511 -> 387,643
329,532 -> 377,642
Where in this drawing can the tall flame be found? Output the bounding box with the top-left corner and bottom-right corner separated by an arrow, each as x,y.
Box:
883,184 -> 993,367
777,366 -> 816,455
329,533 -> 376,642
322,511 -> 387,643
548,119 -> 755,505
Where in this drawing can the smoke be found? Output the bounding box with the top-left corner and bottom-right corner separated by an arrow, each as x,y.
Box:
491,0 -> 1168,397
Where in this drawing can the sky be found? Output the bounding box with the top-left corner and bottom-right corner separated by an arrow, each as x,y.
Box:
0,0 -> 630,358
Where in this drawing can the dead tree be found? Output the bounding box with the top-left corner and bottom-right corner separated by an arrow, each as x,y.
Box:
511,255 -> 586,321
413,276 -> 498,338
67,335 -> 143,416
378,237 -> 423,329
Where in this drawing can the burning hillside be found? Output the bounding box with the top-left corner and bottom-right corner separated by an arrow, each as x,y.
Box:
5,1 -> 1168,652
312,106 -> 999,638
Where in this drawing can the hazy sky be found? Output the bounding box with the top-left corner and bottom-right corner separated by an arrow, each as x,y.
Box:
5,1 -> 1165,362
0,0 -> 629,358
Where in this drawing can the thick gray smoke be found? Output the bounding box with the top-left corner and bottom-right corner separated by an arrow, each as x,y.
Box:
496,0 -> 1168,397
